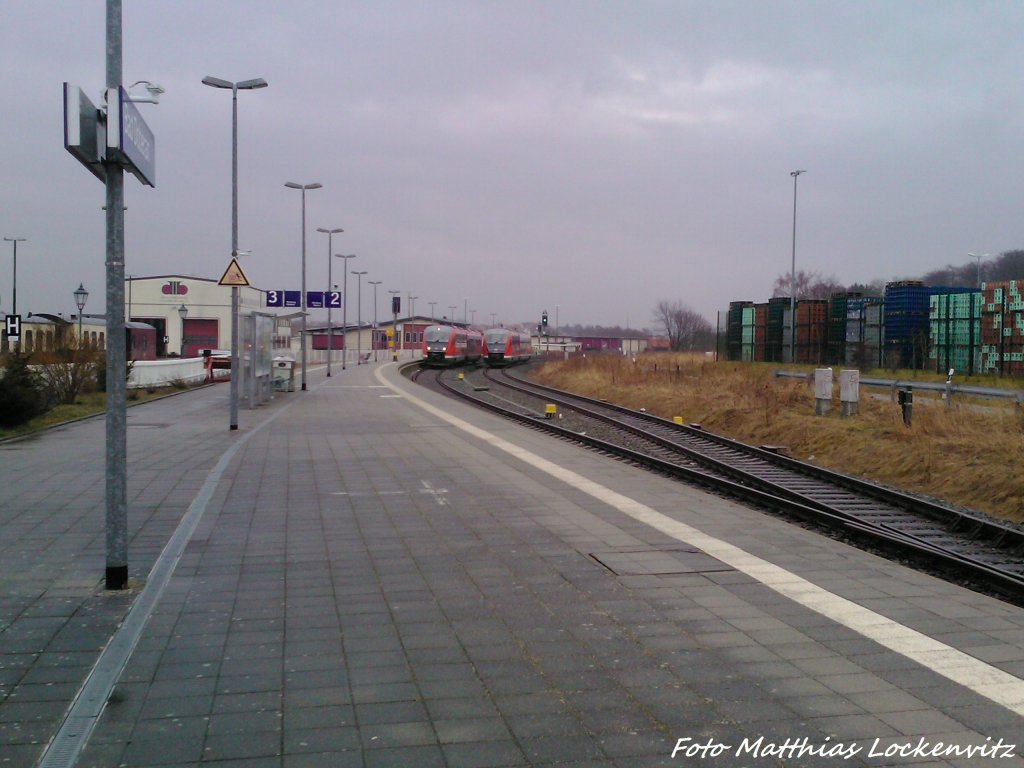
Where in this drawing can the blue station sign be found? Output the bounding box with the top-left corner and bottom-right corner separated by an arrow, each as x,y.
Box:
106,86 -> 155,187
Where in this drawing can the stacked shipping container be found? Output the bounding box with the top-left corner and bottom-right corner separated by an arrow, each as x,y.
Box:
981,280 -> 1024,376
726,301 -> 753,361
929,291 -> 981,375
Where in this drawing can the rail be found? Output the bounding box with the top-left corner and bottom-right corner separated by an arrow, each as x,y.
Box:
773,369 -> 1024,402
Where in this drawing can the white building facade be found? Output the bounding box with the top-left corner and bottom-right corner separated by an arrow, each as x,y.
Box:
127,275 -> 268,357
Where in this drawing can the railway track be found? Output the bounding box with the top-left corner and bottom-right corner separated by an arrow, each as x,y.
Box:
410,362 -> 1024,605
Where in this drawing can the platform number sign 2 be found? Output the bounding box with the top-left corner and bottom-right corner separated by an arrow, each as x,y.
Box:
327,291 -> 341,309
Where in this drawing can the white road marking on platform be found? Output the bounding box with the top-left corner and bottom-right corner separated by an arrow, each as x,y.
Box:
420,480 -> 449,506
331,491 -> 406,496
377,366 -> 1024,717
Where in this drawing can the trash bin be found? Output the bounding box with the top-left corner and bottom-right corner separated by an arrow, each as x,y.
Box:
273,356 -> 295,392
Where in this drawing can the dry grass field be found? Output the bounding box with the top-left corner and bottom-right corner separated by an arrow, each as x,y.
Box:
532,353 -> 1024,523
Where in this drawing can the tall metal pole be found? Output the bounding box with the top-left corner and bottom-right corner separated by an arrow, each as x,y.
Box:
285,182 -> 322,390
336,254 -> 355,369
352,270 -> 366,363
369,280 -> 381,361
203,75 -> 267,429
3,238 -> 25,316
317,228 -> 343,376
789,169 -> 806,364
104,0 -> 128,590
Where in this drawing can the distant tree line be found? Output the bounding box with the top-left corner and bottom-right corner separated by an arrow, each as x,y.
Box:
771,249 -> 1024,300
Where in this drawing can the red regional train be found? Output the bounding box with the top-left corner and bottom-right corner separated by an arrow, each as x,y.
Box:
483,328 -> 533,366
422,325 -> 484,367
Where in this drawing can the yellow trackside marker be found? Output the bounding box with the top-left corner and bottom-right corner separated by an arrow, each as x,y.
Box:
545,404 -> 557,419
673,416 -> 683,425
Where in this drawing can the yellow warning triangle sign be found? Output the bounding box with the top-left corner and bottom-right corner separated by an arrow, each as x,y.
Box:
218,257 -> 250,287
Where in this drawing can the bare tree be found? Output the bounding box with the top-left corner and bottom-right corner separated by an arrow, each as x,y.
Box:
653,301 -> 714,351
772,270 -> 846,299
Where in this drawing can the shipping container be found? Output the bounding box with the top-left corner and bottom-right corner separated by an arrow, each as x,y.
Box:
929,291 -> 981,375
766,297 -> 788,362
727,301 -> 753,361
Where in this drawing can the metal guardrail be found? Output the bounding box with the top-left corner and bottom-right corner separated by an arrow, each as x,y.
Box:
774,369 -> 1024,402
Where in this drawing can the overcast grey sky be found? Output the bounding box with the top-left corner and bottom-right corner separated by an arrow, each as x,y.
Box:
2,1 -> 1023,330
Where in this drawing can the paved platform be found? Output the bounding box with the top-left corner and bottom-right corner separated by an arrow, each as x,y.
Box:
2,360 -> 1023,767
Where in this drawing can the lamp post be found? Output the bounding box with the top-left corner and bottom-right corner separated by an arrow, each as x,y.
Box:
389,290 -> 401,360
448,305 -> 456,323
203,75 -> 268,430
789,169 -> 806,364
178,303 -> 188,356
408,295 -> 418,319
490,312 -> 497,327
317,227 -> 344,376
369,280 -> 381,360
463,297 -> 468,325
74,283 -> 89,346
3,237 -> 26,316
429,301 -> 437,322
284,181 -> 322,390
351,270 -> 367,363
469,309 -> 477,325
336,254 -> 356,368
968,252 -> 989,289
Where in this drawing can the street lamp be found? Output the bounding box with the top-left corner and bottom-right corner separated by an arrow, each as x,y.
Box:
317,227 -> 344,376
429,301 -> 437,322
284,181 -> 323,390
203,75 -> 268,430
968,252 -> 989,289
177,303 -> 188,356
351,270 -> 367,363
3,237 -> 26,315
789,169 -> 806,364
369,280 -> 381,361
408,295 -> 418,318
448,305 -> 456,322
463,297 -> 468,325
73,283 -> 89,346
336,254 -> 356,368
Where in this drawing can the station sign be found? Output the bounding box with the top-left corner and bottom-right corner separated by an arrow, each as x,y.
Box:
266,290 -> 339,308
106,86 -> 155,187
4,314 -> 21,340
63,83 -> 105,182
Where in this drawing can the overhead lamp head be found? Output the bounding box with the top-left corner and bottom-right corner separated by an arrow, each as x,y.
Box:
237,78 -> 268,90
202,76 -> 233,89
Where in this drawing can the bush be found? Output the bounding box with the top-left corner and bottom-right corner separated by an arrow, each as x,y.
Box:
0,352 -> 48,427
33,341 -> 102,405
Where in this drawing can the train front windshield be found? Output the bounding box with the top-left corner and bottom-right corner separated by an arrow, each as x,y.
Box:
426,327 -> 451,344
485,330 -> 510,347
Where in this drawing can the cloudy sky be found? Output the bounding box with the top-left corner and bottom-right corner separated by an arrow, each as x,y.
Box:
2,1 -> 1023,331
